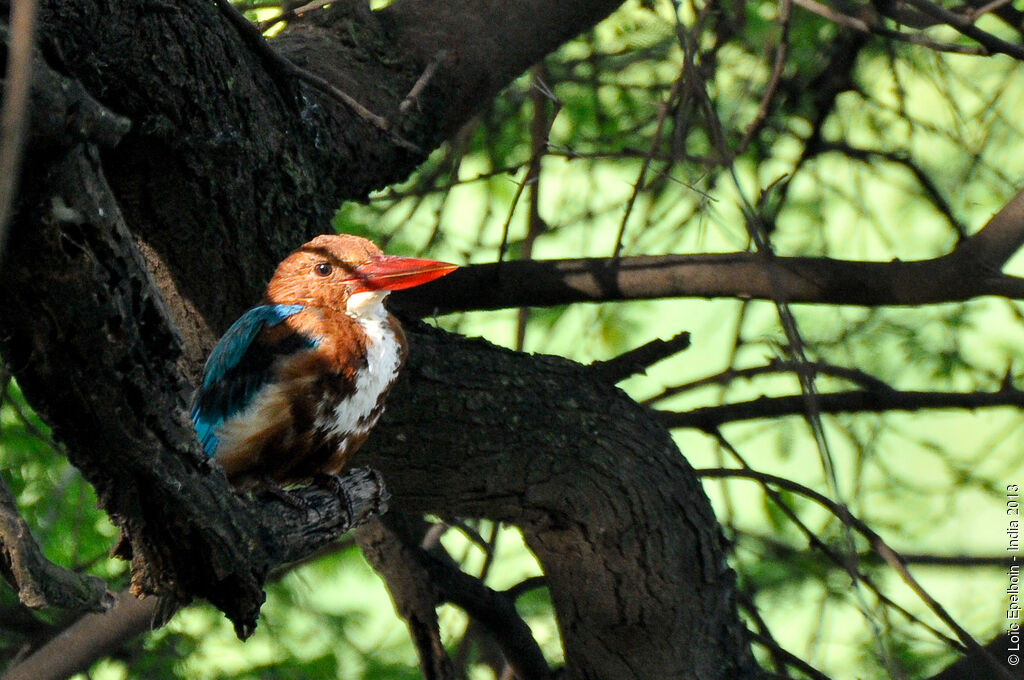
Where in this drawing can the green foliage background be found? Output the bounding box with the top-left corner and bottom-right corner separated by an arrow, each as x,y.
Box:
4,0 -> 1024,677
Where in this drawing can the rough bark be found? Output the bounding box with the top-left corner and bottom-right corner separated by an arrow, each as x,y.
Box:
358,321 -> 754,679
0,1 -> 758,677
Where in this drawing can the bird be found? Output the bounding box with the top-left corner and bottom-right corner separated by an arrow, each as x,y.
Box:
190,234 -> 457,488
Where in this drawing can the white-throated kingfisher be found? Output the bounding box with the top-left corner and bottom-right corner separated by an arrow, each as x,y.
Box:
191,234 -> 457,487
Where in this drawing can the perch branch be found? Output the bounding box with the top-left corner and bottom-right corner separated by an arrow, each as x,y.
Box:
1,467 -> 388,680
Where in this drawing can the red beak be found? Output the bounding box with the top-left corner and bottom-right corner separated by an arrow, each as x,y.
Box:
346,255 -> 458,294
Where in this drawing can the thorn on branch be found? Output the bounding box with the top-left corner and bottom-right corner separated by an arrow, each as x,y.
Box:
588,331 -> 691,384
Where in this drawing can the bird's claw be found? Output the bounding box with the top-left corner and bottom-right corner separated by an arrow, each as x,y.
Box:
313,473 -> 356,523
257,477 -> 315,513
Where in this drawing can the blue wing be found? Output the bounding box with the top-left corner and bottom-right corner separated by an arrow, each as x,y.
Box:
191,304 -> 317,456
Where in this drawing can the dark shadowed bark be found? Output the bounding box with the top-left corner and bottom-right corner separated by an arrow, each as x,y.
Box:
0,0 -> 758,678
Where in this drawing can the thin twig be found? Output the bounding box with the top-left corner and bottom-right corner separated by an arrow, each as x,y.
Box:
612,69 -> 684,259
735,0 -> 792,156
659,387 -> 1024,430
0,0 -> 40,265
399,50 -> 448,115
257,0 -> 333,32
791,0 -> 987,55
898,0 -> 1024,59
643,358 -> 893,405
707,436 -> 965,651
964,0 -> 1014,22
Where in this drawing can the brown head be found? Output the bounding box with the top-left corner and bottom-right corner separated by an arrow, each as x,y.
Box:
265,234 -> 457,309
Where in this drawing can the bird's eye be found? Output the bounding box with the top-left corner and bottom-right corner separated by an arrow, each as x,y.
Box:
314,262 -> 333,277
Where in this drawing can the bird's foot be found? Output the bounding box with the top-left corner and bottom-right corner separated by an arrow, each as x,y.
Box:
312,473 -> 358,523
312,472 -> 347,497
257,476 -> 315,512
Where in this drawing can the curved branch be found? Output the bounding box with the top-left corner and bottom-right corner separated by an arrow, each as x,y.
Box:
0,472 -> 112,613
953,186 -> 1024,270
1,468 -> 388,680
642,359 -> 893,405
378,0 -> 627,138
357,512 -> 552,680
350,321 -> 758,679
0,591 -> 155,680
398,184 -> 1024,314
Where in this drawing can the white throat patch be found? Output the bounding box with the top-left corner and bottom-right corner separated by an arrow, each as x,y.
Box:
346,290 -> 389,319
324,291 -> 402,442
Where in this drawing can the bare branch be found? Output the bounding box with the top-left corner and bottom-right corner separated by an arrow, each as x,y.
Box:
430,549 -> 553,680
0,591 -> 154,680
710,439 -> 965,652
356,514 -> 457,680
357,511 -> 553,680
659,388 -> 1024,431
589,331 -> 691,384
394,251 -> 1024,315
0,0 -> 40,262
791,0 -> 987,55
643,359 -> 892,405
0,471 -> 112,613
212,0 -> 424,153
390,185 -> 1024,316
1,468 -> 388,680
898,0 -> 1024,59
928,633 -> 1024,680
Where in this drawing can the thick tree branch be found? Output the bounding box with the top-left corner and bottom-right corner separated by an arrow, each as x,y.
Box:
377,0 -> 627,138
395,251 -> 1024,315
0,591 -> 154,680
348,321 -> 758,680
1,468 -> 388,680
394,191 -> 1024,313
